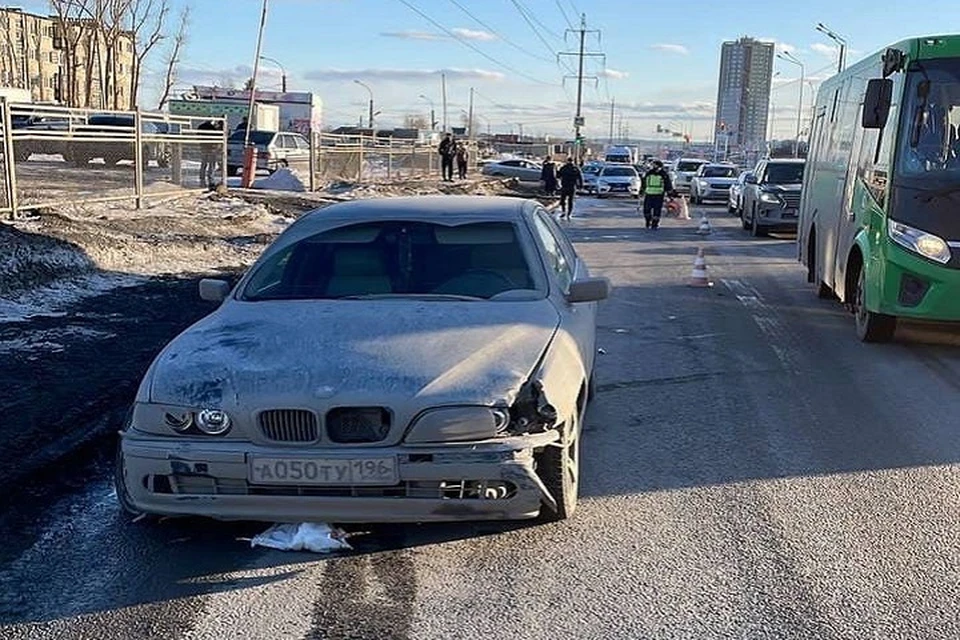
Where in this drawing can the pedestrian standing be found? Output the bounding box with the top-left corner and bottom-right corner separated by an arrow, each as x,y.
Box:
456,142 -> 469,179
438,133 -> 456,181
540,156 -> 558,196
197,119 -> 222,188
640,159 -> 674,229
557,156 -> 583,220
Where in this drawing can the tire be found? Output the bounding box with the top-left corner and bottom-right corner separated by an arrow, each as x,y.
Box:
740,206 -> 750,230
817,282 -> 834,299
751,206 -> 767,237
587,368 -> 597,405
853,267 -> 896,343
536,407 -> 581,521
597,193 -> 606,199
227,165 -> 240,176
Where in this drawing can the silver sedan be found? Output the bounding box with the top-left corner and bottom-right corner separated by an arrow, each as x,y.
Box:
480,158 -> 543,181
116,196 -> 610,523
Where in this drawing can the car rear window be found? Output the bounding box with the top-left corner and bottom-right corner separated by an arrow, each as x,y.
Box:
677,161 -> 706,172
702,166 -> 737,178
242,220 -> 538,301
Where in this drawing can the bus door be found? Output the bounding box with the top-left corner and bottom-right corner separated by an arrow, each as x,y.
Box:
832,78 -> 864,292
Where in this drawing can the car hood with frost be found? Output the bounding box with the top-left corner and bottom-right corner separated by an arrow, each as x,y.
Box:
144,299 -> 561,413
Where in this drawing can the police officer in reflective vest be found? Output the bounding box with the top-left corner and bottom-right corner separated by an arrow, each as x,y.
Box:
640,159 -> 674,229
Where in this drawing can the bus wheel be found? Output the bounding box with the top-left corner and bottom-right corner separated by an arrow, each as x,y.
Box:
853,268 -> 896,342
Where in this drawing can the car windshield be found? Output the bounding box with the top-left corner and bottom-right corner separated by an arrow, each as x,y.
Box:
896,58 -> 960,179
677,161 -> 706,172
583,165 -> 601,174
242,220 -> 539,301
702,166 -> 737,178
229,130 -> 274,145
765,163 -> 805,183
602,167 -> 637,177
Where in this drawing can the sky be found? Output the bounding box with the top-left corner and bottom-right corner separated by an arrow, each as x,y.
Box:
12,0 -> 960,140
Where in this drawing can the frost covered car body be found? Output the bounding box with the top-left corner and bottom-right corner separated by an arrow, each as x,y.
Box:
116,196 -> 610,523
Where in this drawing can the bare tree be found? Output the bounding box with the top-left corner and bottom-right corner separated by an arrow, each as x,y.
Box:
155,5 -> 188,110
126,0 -> 169,108
49,0 -> 94,107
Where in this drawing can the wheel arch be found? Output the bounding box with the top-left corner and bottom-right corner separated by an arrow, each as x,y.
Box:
842,243 -> 865,304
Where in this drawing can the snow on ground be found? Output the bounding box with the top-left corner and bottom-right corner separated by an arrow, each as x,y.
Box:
0,193 -> 292,323
252,167 -> 307,192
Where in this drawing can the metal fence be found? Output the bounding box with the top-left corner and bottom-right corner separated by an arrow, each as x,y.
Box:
0,101 -> 479,219
0,99 -> 226,219
312,133 -> 476,184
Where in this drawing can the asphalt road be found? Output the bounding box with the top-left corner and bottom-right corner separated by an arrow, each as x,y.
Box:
5,196 -> 960,639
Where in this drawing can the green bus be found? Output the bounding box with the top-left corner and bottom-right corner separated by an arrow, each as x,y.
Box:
798,35 -> 960,342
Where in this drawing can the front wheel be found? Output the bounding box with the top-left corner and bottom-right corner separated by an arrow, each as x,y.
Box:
853,268 -> 896,342
751,207 -> 767,237
536,409 -> 581,521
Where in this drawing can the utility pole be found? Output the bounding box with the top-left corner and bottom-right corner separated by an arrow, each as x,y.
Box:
441,73 -> 448,133
467,86 -> 475,142
559,14 -> 603,164
608,98 -> 614,145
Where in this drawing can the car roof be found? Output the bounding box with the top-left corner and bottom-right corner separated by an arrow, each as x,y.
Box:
764,158 -> 806,164
296,195 -> 532,229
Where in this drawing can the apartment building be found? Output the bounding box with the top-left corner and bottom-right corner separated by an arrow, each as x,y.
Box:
714,36 -> 775,157
0,7 -> 134,108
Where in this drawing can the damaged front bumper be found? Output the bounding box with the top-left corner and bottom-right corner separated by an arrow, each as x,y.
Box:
118,430 -> 562,523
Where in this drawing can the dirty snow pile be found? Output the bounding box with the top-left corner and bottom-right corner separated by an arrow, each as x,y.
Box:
320,175 -> 527,200
252,167 -> 307,193
0,193 -> 294,321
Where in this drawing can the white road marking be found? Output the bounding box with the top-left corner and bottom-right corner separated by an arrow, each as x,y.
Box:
721,278 -> 801,375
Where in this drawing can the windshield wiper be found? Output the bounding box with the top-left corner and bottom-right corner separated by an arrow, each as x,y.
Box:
916,185 -> 960,203
339,293 -> 484,301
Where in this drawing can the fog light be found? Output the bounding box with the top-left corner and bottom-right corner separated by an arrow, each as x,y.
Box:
898,274 -> 930,307
196,409 -> 231,435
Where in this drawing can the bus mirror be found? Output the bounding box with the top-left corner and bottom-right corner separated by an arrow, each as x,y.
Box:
863,79 -> 893,129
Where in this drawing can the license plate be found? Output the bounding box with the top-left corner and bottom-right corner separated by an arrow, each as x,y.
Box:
249,456 -> 399,485
783,208 -> 797,217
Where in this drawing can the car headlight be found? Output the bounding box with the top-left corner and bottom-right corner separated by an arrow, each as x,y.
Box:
759,192 -> 782,204
888,220 -> 951,264
405,406 -> 510,443
130,402 -> 233,436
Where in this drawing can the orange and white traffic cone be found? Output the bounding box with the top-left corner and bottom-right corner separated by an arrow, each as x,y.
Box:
688,247 -> 712,287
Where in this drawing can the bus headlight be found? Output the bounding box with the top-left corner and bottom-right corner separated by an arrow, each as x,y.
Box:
888,220 -> 951,264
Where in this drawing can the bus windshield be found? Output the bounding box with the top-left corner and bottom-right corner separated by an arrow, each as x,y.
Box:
890,57 -> 960,239
896,58 -> 960,179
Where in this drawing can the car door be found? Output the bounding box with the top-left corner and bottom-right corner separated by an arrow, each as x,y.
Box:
531,208 -> 597,379
289,134 -> 312,171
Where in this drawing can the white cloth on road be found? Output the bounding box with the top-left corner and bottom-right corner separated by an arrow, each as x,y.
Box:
250,522 -> 352,553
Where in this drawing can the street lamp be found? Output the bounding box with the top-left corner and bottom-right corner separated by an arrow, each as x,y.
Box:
777,50 -> 805,158
354,79 -> 374,129
258,55 -> 287,92
419,94 -> 435,131
816,23 -> 847,74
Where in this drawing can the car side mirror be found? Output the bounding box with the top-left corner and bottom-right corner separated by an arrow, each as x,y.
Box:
199,278 -> 230,302
744,174 -> 758,184
566,277 -> 610,303
862,78 -> 893,129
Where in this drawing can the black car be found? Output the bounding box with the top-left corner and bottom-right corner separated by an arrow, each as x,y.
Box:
64,114 -> 169,168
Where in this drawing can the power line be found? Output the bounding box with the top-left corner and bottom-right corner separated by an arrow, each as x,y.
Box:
507,0 -> 574,75
445,0 -> 555,65
555,0 -> 574,30
396,0 -> 557,86
512,0 -> 564,41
